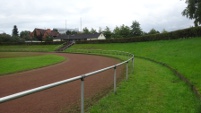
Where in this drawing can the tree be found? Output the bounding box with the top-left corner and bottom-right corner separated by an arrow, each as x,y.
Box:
20,31 -> 31,40
83,27 -> 90,34
90,28 -> 97,33
66,30 -> 72,35
53,28 -> 58,32
66,30 -> 78,35
182,0 -> 201,26
113,26 -> 122,38
112,25 -> 131,38
148,28 -> 160,34
12,25 -> 19,37
130,20 -> 142,37
0,33 -> 12,42
103,26 -> 112,39
119,24 -> 131,38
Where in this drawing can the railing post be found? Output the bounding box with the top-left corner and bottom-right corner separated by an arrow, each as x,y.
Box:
81,76 -> 85,113
126,61 -> 128,80
132,57 -> 134,73
114,66 -> 117,94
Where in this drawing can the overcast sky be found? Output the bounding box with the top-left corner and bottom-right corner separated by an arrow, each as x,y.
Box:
0,0 -> 194,34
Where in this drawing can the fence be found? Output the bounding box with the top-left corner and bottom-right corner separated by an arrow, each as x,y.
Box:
0,49 -> 134,113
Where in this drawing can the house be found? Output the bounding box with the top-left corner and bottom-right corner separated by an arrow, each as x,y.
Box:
54,33 -> 106,42
30,28 -> 59,41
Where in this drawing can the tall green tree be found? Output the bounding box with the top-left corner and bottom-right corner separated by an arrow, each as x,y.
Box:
119,24 -> 131,38
12,25 -> 19,37
90,28 -> 97,33
20,31 -> 31,40
182,0 -> 201,26
148,28 -> 160,34
113,26 -> 122,38
103,26 -> 112,39
112,25 -> 130,38
83,27 -> 90,34
130,20 -> 142,37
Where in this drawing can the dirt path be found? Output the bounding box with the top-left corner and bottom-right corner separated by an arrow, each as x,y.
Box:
0,53 -> 124,113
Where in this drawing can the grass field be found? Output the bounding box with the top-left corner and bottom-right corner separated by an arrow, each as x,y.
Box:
0,45 -> 60,52
68,37 -> 201,112
0,52 -> 65,75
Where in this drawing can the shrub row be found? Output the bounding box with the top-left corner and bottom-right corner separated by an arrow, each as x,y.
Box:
76,27 -> 201,44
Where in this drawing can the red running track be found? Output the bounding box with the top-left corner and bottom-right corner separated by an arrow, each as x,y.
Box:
0,53 -> 124,113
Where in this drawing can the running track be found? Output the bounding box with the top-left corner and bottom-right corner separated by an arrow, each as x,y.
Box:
0,53 -> 123,113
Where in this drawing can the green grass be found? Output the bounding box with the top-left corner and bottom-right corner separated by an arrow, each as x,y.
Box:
68,37 -> 201,112
1,38 -> 200,112
71,37 -> 201,93
88,58 -> 200,113
0,53 -> 65,75
0,45 -> 60,52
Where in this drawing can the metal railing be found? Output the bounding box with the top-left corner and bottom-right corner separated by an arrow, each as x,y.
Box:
0,49 -> 134,113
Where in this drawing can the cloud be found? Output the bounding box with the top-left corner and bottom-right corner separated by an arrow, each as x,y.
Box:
0,0 -> 194,34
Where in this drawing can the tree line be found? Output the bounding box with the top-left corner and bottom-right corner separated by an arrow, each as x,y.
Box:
81,20 -> 167,39
0,25 -> 32,43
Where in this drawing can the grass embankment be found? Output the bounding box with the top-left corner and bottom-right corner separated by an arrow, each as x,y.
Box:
0,45 -> 60,52
69,37 -> 201,112
0,52 -> 65,75
88,58 -> 200,113
71,37 -> 201,93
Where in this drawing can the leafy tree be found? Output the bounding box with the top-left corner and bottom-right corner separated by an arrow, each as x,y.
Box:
71,30 -> 78,35
66,30 -> 71,35
20,31 -> 31,40
182,0 -> 201,26
148,28 -> 160,34
12,25 -> 19,37
113,26 -> 122,38
90,28 -> 97,33
66,30 -> 78,35
0,33 -> 12,42
53,28 -> 58,32
130,20 -> 142,37
119,24 -> 131,38
83,27 -> 90,34
103,26 -> 112,39
112,25 -> 130,38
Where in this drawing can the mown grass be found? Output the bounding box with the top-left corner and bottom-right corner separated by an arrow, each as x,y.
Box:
69,37 -> 201,112
71,37 -> 201,93
0,45 -> 60,52
88,58 -> 200,113
0,53 -> 65,75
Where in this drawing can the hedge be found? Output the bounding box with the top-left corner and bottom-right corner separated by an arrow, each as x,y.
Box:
76,27 -> 201,44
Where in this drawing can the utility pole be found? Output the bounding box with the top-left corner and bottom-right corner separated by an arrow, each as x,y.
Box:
80,17 -> 82,33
